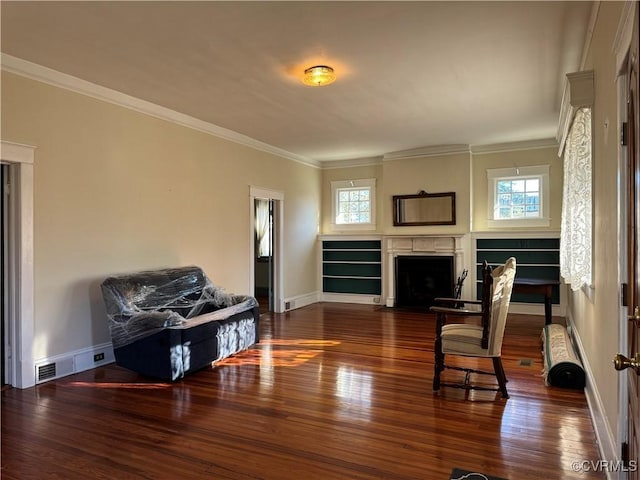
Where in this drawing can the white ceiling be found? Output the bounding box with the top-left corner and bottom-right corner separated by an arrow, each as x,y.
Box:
1,1 -> 593,165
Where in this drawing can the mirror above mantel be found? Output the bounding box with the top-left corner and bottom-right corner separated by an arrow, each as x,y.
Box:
392,191 -> 456,226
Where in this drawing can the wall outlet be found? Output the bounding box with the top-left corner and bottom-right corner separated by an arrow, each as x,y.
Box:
93,352 -> 105,362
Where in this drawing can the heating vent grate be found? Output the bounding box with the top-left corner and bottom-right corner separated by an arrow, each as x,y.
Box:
37,363 -> 57,382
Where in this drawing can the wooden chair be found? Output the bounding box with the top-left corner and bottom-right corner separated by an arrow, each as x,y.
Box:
430,257 -> 517,398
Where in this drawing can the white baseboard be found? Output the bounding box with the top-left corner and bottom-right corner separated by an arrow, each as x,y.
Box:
34,342 -> 115,384
566,313 -> 620,479
321,292 -> 383,305
283,291 -> 321,311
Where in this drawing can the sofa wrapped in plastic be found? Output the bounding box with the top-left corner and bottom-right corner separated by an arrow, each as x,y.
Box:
101,266 -> 259,381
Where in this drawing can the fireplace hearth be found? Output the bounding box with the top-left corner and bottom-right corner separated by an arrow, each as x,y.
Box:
394,255 -> 454,309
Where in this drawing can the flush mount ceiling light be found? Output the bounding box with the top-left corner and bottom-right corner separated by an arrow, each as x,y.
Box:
302,65 -> 336,87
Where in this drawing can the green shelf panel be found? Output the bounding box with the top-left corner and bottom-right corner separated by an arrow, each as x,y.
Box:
475,264 -> 559,281
323,240 -> 381,250
323,250 -> 382,262
476,238 -> 559,250
475,284 -> 560,304
323,263 -> 381,277
323,277 -> 381,295
475,237 -> 561,306
477,250 -> 559,265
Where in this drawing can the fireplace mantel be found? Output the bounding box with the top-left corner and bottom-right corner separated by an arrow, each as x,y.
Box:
384,235 -> 465,307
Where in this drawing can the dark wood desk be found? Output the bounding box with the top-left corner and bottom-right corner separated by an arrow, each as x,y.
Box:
512,278 -> 560,325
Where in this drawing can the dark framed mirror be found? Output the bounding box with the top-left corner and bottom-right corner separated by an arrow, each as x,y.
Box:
392,191 -> 456,226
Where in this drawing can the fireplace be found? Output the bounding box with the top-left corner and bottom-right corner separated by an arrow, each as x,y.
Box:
384,235 -> 464,308
394,255 -> 454,308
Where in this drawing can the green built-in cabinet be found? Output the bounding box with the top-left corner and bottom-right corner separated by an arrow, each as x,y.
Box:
476,237 -> 560,304
322,239 -> 382,295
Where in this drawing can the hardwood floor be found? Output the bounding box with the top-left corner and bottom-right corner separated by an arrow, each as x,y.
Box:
1,303 -> 603,479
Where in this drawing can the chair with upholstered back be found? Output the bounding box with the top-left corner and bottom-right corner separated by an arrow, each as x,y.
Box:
430,257 -> 516,398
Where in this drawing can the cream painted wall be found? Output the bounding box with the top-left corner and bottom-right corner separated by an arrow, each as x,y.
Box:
382,153 -> 472,235
1,72 -> 321,360
320,164 -> 383,234
321,153 -> 472,235
471,147 -> 563,232
566,0 -> 626,454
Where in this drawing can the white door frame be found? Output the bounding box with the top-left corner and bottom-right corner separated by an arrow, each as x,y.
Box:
614,0 -> 637,460
0,141 -> 35,388
249,186 -> 284,313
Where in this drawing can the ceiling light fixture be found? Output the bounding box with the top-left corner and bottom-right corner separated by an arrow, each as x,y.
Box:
303,65 -> 336,87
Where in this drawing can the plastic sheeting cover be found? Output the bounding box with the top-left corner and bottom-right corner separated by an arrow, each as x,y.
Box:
101,266 -> 258,349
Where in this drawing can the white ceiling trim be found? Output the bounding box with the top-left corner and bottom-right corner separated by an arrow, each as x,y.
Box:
321,139 -> 560,168
0,54 -> 320,169
320,156 -> 383,170
383,144 -> 471,162
555,1 -> 599,155
613,1 -> 637,75
470,138 -> 558,155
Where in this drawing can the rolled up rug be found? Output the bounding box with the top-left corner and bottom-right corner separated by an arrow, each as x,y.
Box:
541,323 -> 585,389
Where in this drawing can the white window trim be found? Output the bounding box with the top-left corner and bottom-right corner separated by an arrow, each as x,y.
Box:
330,178 -> 376,231
487,165 -> 550,228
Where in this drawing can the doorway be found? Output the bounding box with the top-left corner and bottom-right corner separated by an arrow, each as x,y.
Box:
254,198 -> 274,312
0,141 -> 35,389
250,186 -> 284,314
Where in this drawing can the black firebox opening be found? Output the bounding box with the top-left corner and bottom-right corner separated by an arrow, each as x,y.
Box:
395,255 -> 454,309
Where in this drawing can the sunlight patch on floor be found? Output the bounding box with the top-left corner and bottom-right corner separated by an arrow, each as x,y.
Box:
215,338 -> 341,367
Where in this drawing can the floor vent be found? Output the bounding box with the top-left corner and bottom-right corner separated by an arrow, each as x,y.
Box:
518,358 -> 534,367
37,363 -> 57,382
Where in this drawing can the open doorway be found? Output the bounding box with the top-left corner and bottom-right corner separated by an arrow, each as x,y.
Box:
0,141 -> 35,389
254,198 -> 274,312
249,186 -> 284,314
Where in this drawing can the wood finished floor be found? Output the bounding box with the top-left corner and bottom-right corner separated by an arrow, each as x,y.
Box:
1,303 -> 603,479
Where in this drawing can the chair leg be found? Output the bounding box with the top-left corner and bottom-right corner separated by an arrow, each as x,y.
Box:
433,314 -> 444,391
433,350 -> 444,391
433,312 -> 446,391
492,357 -> 509,399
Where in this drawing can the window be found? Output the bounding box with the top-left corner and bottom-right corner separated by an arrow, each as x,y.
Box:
331,178 -> 376,230
487,165 -> 550,228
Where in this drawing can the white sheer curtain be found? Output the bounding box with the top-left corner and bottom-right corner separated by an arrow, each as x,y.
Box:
255,199 -> 270,258
560,107 -> 592,291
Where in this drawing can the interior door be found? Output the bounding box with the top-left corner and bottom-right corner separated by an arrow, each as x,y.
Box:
615,9 -> 639,477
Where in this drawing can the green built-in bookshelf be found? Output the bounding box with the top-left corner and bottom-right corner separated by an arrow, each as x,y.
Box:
476,237 -> 560,304
322,240 -> 382,295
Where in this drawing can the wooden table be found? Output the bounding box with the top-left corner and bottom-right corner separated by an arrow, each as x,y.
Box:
512,278 -> 560,325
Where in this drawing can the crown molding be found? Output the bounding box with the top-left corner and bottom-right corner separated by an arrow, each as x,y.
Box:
383,144 -> 470,162
470,138 -> 558,155
613,0 -> 637,75
320,139 -> 559,169
555,1 -> 599,156
1,54 -> 320,169
320,156 -> 383,170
